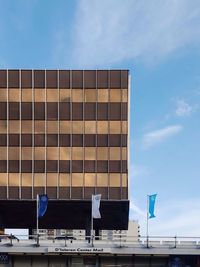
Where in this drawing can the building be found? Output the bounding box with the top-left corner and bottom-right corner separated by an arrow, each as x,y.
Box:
0,70 -> 129,231
0,235 -> 200,267
34,220 -> 140,241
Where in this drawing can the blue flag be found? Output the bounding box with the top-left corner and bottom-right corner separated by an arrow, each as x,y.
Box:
148,194 -> 157,219
38,195 -> 48,218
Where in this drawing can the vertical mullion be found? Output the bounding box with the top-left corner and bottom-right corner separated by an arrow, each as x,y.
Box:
32,70 -> 34,199
108,70 -> 110,200
45,70 -> 47,194
57,70 -> 59,199
19,70 -> 22,199
69,70 -> 72,199
82,71 -> 85,199
6,70 -> 9,199
120,71 -> 122,200
95,70 -> 98,195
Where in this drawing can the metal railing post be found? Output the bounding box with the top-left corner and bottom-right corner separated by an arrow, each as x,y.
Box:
65,235 -> 67,247
10,234 -> 13,246
36,234 -> 40,247
146,235 -> 149,248
174,236 -> 177,248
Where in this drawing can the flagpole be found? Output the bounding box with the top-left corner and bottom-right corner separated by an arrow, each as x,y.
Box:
91,195 -> 93,246
36,194 -> 39,235
146,195 -> 149,247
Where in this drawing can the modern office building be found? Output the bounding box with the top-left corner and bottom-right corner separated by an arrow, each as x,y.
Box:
0,70 -> 129,231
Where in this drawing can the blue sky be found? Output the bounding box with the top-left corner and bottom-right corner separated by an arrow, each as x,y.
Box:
1,0 -> 200,236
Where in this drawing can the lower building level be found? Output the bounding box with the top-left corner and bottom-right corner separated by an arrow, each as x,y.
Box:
0,254 -> 199,267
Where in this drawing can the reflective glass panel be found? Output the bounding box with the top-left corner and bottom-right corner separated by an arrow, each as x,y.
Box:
85,89 -> 96,102
59,147 -> 70,160
22,89 -> 32,101
110,174 -> 121,187
47,89 -> 59,102
84,173 -> 96,187
72,173 -> 83,186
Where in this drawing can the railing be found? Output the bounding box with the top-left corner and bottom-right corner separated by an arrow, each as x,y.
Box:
1,234 -> 200,250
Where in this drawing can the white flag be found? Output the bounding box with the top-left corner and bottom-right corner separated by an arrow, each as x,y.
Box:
92,194 -> 101,219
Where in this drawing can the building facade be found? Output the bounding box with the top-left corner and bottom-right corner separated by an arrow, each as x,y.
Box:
0,70 -> 129,230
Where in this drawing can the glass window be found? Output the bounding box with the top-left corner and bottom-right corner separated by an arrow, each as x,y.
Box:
122,121 -> 128,134
34,174 -> 45,186
59,173 -> 70,186
22,147 -> 32,160
72,89 -> 83,102
9,121 -> 20,133
122,89 -> 128,102
22,121 -> 33,133
0,89 -> 7,102
110,174 -> 121,187
97,173 -> 108,186
85,147 -> 96,160
34,121 -> 45,133
34,89 -> 45,102
110,147 -> 121,160
97,148 -> 108,160
47,121 -> 58,134
72,121 -> 83,134
97,121 -> 108,134
59,121 -> 70,134
84,173 -> 95,187
98,89 -> 108,102
9,89 -> 20,102
110,121 -> 121,134
72,147 -> 83,160
0,147 -> 7,160
60,147 -> 70,160
110,89 -> 121,102
0,121 -> 7,133
85,121 -> 96,134
47,147 -> 58,160
34,147 -> 45,160
122,147 -> 127,160
85,89 -> 96,102
22,173 -> 32,186
0,173 -> 7,186
9,173 -> 20,186
47,173 -> 57,186
22,89 -> 32,102
122,174 -> 127,187
72,173 -> 83,186
47,89 -> 59,102
60,89 -> 71,102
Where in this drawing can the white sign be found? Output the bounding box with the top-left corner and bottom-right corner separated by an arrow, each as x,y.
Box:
48,247 -> 111,254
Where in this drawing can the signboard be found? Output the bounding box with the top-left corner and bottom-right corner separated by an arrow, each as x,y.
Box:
48,247 -> 111,254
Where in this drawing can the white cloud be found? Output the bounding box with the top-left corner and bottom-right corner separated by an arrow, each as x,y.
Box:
175,99 -> 194,117
142,125 -> 182,149
130,200 -> 146,219
69,0 -> 200,67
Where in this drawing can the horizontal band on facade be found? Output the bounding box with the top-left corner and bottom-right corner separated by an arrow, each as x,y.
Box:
0,121 -> 128,134
0,160 -> 128,173
0,88 -> 128,103
0,172 -> 128,187
0,147 -> 127,160
0,102 -> 127,120
0,70 -> 129,89
0,186 -> 128,200
0,134 -> 127,147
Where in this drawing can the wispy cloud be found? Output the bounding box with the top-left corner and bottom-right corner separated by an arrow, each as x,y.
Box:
175,99 -> 196,117
142,125 -> 182,149
69,0 -> 200,67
